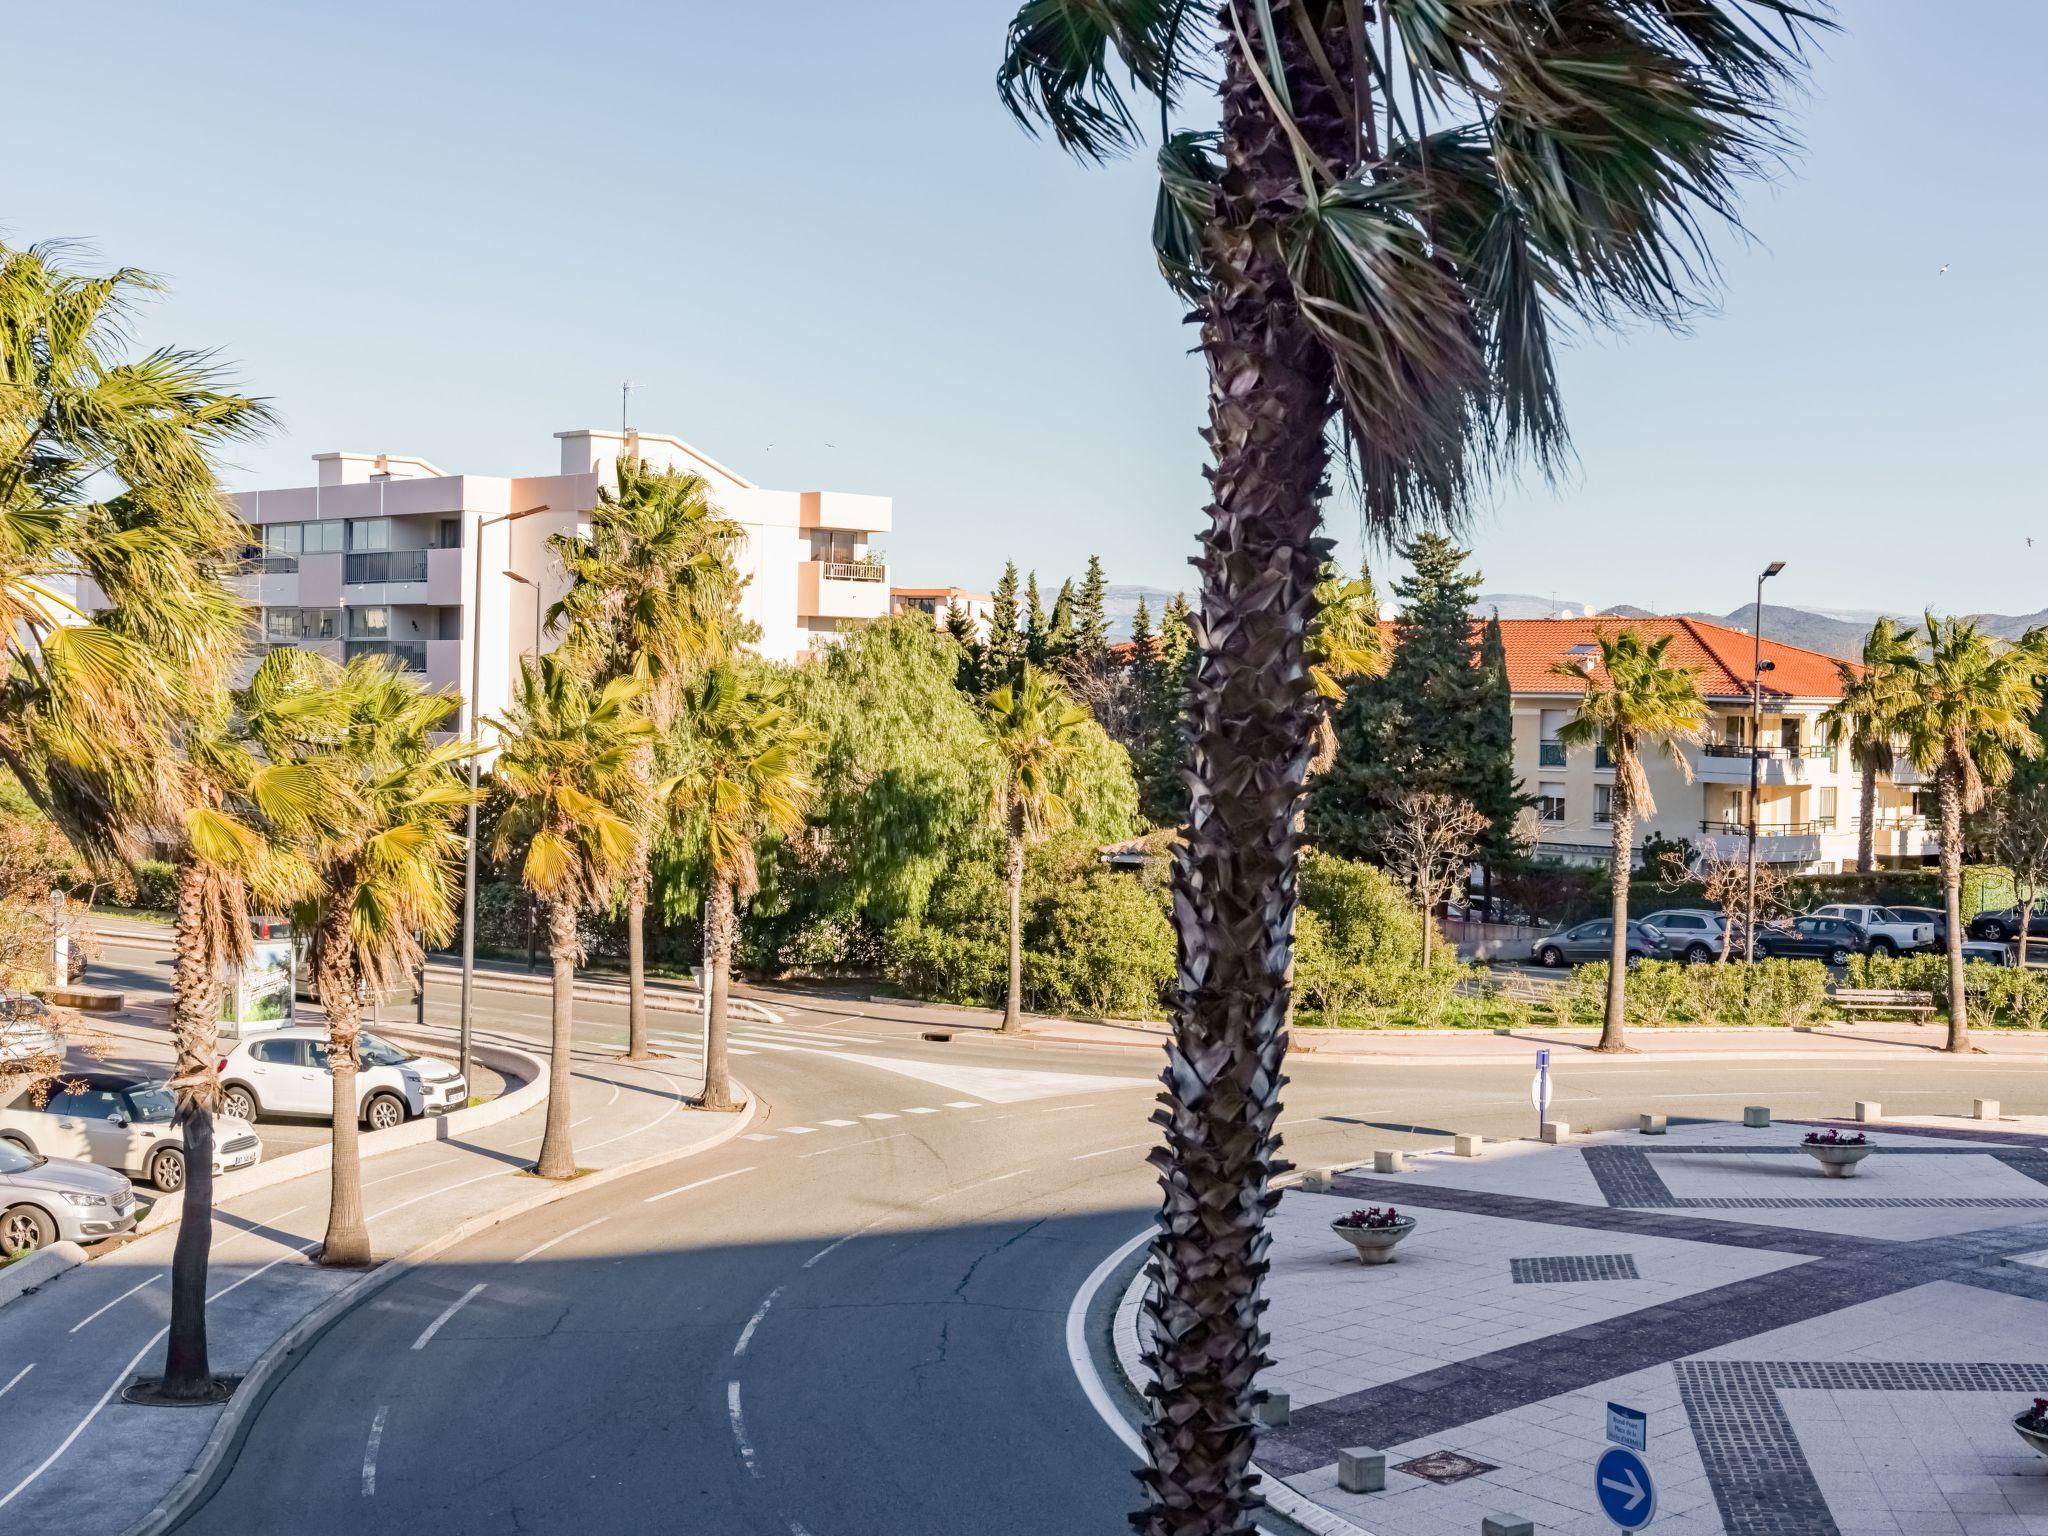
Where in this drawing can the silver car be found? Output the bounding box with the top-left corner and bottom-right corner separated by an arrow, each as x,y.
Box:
0,1137 -> 137,1253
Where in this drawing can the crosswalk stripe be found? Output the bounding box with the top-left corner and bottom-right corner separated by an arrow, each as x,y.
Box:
739,1024 -> 877,1045
820,1119 -> 856,1127
903,1107 -> 937,1115
944,1102 -> 979,1109
743,1133 -> 777,1142
782,1126 -> 817,1136
861,1112 -> 897,1121
730,1038 -> 799,1052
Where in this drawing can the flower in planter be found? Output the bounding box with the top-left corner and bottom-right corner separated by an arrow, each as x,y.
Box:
1803,1129 -> 1867,1147
2020,1398 -> 2048,1434
1334,1206 -> 1405,1230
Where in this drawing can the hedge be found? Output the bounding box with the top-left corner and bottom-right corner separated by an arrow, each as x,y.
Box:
1556,960 -> 1831,1028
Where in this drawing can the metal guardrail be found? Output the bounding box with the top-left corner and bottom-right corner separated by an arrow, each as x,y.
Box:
344,550 -> 430,584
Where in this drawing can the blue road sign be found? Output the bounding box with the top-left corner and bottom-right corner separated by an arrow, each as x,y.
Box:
1607,1402 -> 1647,1451
1596,1446 -> 1656,1530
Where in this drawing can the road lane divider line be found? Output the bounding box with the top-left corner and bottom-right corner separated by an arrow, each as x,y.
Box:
68,1276 -> 159,1334
1072,1143 -> 1154,1162
410,1283 -> 487,1351
360,1404 -> 387,1496
801,1212 -> 895,1271
1067,1226 -> 1151,1460
0,1365 -> 30,1399
643,1167 -> 754,1204
860,1112 -> 898,1120
944,1102 -> 980,1109
0,1328 -> 166,1512
920,1169 -> 1028,1205
515,1218 -> 609,1264
781,1126 -> 817,1136
734,1285 -> 783,1358
801,1133 -> 913,1159
819,1119 -> 856,1127
902,1107 -> 937,1115
726,1380 -> 758,1475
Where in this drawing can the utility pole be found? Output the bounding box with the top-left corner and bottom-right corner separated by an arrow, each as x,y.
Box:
621,379 -> 634,436
1744,561 -> 1785,962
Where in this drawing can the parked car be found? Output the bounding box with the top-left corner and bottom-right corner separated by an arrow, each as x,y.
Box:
1961,939 -> 2016,966
0,1136 -> 137,1253
1888,906 -> 1949,948
1969,907 -> 2048,944
0,1071 -> 264,1193
1634,909 -> 1728,964
1532,920 -> 1672,969
1808,904 -> 1936,956
0,998 -> 60,1069
1753,915 -> 1871,966
219,1027 -> 467,1131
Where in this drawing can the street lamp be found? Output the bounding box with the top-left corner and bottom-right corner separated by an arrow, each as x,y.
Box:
1743,560 -> 1787,963
458,503 -> 550,1086
504,570 -> 542,658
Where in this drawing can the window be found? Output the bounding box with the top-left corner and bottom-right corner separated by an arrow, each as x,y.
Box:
250,1039 -> 300,1066
437,607 -> 462,641
1594,785 -> 1614,823
1538,739 -> 1566,768
349,606 -> 390,638
1725,715 -> 1747,746
258,522 -> 343,567
123,1085 -> 176,1124
1537,783 -> 1566,823
809,529 -> 860,564
347,518 -> 392,552
264,608 -> 339,643
1817,786 -> 1838,822
436,518 -> 462,549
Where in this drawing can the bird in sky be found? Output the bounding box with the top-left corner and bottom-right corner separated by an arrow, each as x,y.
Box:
1939,263 -> 1950,275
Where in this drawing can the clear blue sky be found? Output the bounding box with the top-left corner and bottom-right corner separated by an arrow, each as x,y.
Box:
8,2 -> 2043,618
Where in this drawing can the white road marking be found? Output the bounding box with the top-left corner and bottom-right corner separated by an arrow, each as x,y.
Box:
68,1276 -> 158,1334
644,1167 -> 754,1204
361,1404 -> 387,1496
1067,1227 -> 1153,1459
802,1133 -> 912,1158
819,1119 -> 856,1127
209,1239 -> 320,1303
1072,1142 -> 1153,1161
1042,1103 -> 1094,1112
410,1283 -> 487,1351
515,1217 -> 609,1263
945,1102 -> 980,1109
0,1365 -> 31,1400
781,1126 -> 818,1136
860,1112 -> 897,1121
817,1051 -> 1148,1105
734,1285 -> 784,1357
727,1380 -> 758,1475
903,1107 -> 938,1115
0,1329 -> 166,1511
801,1213 -> 895,1270
373,1167 -> 507,1221
730,1038 -> 799,1052
743,1133 -> 777,1141
921,1169 -> 1029,1205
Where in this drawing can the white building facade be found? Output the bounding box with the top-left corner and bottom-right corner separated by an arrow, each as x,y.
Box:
231,428 -> 892,726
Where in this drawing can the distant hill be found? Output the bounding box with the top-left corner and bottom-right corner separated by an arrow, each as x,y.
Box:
1103,583 -> 1182,641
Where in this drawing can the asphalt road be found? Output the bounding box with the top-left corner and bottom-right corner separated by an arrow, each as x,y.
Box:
141,954 -> 2048,1536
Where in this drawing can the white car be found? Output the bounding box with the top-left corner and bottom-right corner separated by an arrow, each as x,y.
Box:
0,1072 -> 263,1193
1809,904 -> 1935,957
219,1027 -> 467,1132
1634,909 -> 1729,964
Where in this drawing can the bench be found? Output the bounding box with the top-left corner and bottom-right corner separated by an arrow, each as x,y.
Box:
1829,987 -> 1936,1021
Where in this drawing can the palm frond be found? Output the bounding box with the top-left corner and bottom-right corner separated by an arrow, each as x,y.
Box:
998,0 -> 1196,159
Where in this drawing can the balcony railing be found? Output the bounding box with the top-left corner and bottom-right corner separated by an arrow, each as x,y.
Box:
1538,740 -> 1566,768
344,640 -> 427,672
1699,818 -> 1837,837
1592,810 -> 1615,825
1701,743 -> 1832,761
819,561 -> 886,582
344,550 -> 429,585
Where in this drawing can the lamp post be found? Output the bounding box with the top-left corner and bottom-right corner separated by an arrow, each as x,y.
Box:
458,503 -> 550,1086
504,570 -> 542,657
1743,560 -> 1786,963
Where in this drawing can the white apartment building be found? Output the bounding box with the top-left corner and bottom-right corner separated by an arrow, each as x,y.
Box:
891,586 -> 994,636
1496,618 -> 1936,873
232,428 -> 892,726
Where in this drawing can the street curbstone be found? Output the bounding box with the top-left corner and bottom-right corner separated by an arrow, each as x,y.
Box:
0,1241 -> 89,1311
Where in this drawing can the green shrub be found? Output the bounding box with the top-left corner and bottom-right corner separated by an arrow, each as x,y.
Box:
882,920 -> 1005,1005
1292,852 -> 1467,1026
126,858 -> 179,912
1023,871 -> 1174,1019
1561,959 -> 1830,1027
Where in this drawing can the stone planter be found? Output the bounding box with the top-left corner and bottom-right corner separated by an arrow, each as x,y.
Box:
2013,1413 -> 2048,1460
1805,1144 -> 1874,1179
1332,1217 -> 1416,1265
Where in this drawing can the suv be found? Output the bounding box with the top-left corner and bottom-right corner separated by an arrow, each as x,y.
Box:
1970,908 -> 2048,945
0,1072 -> 263,1193
1754,915 -> 1870,966
220,1028 -> 466,1131
1533,920 -> 1672,969
0,1137 -> 136,1252
1809,904 -> 1935,956
1635,910 -> 1727,964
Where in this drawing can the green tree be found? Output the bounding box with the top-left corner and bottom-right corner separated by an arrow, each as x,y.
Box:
1046,578 -> 1078,666
666,666 -> 817,1109
491,657 -> 653,1173
1305,558 -> 1384,772
548,456 -> 743,1060
1075,555 -> 1112,668
997,2 -> 1815,1520
1023,572 -> 1048,667
1473,613 -> 1523,875
1137,594 -> 1196,826
982,667 -> 1090,1031
985,562 -> 1024,694
1555,631 -> 1707,1052
1893,616 -> 2048,1051
942,600 -> 983,696
1821,617 -> 1919,874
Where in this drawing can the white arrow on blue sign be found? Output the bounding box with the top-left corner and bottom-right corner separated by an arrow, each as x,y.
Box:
1595,1446 -> 1656,1531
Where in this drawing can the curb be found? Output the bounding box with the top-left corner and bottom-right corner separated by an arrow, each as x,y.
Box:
132,1039 -> 548,1237
1109,1253 -> 1375,1536
123,1083 -> 759,1536
0,1242 -> 88,1308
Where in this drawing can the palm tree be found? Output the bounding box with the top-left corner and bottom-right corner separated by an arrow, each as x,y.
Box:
996,7 -> 1821,1527
1822,618 -> 1919,874
491,657 -> 653,1172
981,667 -> 1090,1032
549,457 -> 743,1060
255,653 -> 472,1264
1554,631 -> 1706,1050
664,666 -> 815,1110
1892,616 -> 2048,1053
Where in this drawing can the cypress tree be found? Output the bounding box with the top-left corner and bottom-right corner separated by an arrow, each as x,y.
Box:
1076,555 -> 1111,667
1023,572 -> 1047,666
985,563 -> 1023,693
943,600 -> 983,697
1046,578 -> 1078,666
1472,612 -> 1525,862
1140,594 -> 1198,826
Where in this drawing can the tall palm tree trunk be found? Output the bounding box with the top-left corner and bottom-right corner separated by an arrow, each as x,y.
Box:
1601,801 -> 1634,1052
1137,18 -> 1344,1535
161,859 -> 225,1396
700,877 -> 738,1112
624,855 -> 653,1060
1857,754 -> 1877,873
1938,763 -> 1970,1053
1002,810 -> 1025,1033
314,887 -> 372,1267
535,898 -> 580,1178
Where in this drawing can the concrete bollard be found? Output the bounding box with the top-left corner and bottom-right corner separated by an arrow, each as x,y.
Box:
1373,1149 -> 1405,1174
1301,1168 -> 1338,1193
1639,1113 -> 1667,1136
1481,1518 -> 1535,1536
1540,1121 -> 1570,1144
1975,1098 -> 2001,1121
1743,1106 -> 1771,1129
1254,1393 -> 1290,1428
1337,1449 -> 1386,1494
1854,1101 -> 1881,1123
1454,1134 -> 1484,1157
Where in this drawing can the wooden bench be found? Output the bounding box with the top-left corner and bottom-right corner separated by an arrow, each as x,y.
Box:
1829,987 -> 1936,1021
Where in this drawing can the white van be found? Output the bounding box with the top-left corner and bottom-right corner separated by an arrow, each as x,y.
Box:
219,1027 -> 467,1132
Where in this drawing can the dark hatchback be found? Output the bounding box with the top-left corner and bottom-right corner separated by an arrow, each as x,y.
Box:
1753,915 -> 1871,965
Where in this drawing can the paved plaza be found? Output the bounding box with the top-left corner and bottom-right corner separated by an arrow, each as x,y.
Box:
1249,1115 -> 2048,1535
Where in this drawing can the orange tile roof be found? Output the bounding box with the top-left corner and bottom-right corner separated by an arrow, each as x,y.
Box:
1465,617 -> 1853,701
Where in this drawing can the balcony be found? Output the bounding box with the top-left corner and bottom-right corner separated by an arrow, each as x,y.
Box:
1696,743 -> 1831,786
345,550 -> 430,585
799,560 -> 891,622
344,640 -> 427,673
1538,740 -> 1566,768
1699,817 -> 1837,837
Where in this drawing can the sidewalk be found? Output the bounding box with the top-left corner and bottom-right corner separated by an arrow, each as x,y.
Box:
0,1008 -> 751,1536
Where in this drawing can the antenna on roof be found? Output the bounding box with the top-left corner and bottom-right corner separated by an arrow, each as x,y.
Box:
621,380 -> 635,436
